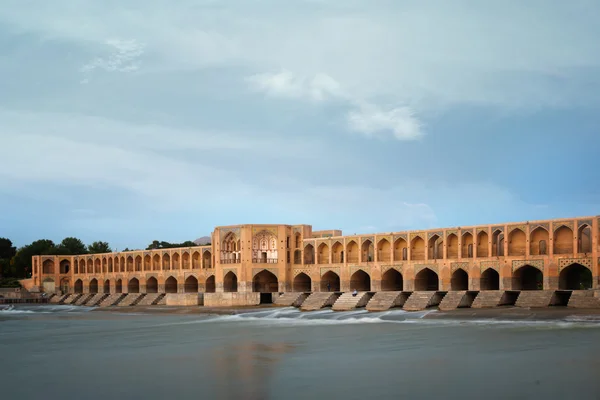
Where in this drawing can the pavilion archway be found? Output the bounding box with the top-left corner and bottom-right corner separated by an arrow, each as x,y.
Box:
89,278 -> 98,294
103,279 -> 111,294
480,268 -> 500,290
293,272 -> 311,292
205,276 -> 216,293
146,277 -> 158,293
559,263 -> 592,290
381,269 -> 403,291
74,279 -> 83,294
223,271 -> 238,292
253,270 -> 278,293
350,269 -> 371,291
414,268 -> 439,291
184,276 -> 198,293
165,277 -> 178,293
115,279 -> 122,293
513,265 -> 543,290
451,269 -> 469,290
128,278 -> 140,294
320,271 -> 340,292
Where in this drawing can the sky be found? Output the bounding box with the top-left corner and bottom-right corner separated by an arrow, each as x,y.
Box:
1,0 -> 599,250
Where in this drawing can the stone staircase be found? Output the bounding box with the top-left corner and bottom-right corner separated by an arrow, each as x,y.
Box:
130,293 -> 147,306
136,293 -> 166,306
568,291 -> 600,308
58,294 -> 74,304
90,294 -> 109,307
50,294 -> 69,304
472,291 -> 504,308
274,292 -> 309,307
366,291 -> 410,311
74,293 -> 96,306
116,294 -> 144,307
46,293 -> 57,302
84,294 -> 107,307
300,292 -> 341,311
332,292 -> 373,311
98,293 -> 127,307
515,290 -> 554,308
439,291 -> 478,310
64,294 -> 83,305
403,291 -> 445,311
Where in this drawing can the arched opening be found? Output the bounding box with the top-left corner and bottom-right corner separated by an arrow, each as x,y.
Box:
480,268 -> 500,290
304,244 -> 315,264
119,257 -> 125,273
508,229 -> 526,256
410,236 -> 425,261
578,224 -> 592,253
553,225 -> 573,254
477,231 -> 489,257
184,276 -> 198,293
294,233 -> 301,248
135,256 -> 142,272
74,260 -> 79,275
393,238 -> 408,261
320,271 -> 340,292
165,276 -> 178,293
427,234 -> 442,260
89,278 -> 98,294
146,277 -> 158,293
447,234 -> 458,258
491,230 -> 504,256
346,240 -> 359,263
350,270 -> 371,291
293,272 -> 311,292
361,240 -> 374,262
95,258 -> 101,274
172,253 -> 180,269
414,268 -> 439,291
103,279 -> 110,294
377,238 -> 391,262
252,230 -> 278,263
253,270 -> 278,293
530,227 -> 549,255
102,258 -> 107,273
143,255 -> 151,271
60,278 -> 70,294
115,279 -> 122,294
163,254 -> 171,270
381,269 -> 403,291
221,232 -> 240,264
293,249 -> 302,264
513,265 -> 543,290
332,242 -> 344,263
317,243 -> 329,264
128,278 -> 140,293
462,232 -> 473,258
87,259 -> 93,274
202,251 -> 212,268
108,258 -> 113,273
559,263 -> 592,290
42,259 -> 55,274
223,272 -> 238,292
182,252 -> 190,269
451,269 -> 468,290
152,254 -> 160,271
59,259 -> 70,274
126,256 -> 133,272
192,252 -> 200,269
74,279 -> 83,294
205,276 -> 216,293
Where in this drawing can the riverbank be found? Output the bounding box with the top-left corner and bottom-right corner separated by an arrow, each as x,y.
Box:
88,304 -> 600,321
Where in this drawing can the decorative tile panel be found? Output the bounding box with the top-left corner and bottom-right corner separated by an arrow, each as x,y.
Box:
530,223 -> 549,233
428,231 -> 443,240
451,262 -> 470,273
292,227 -> 302,234
222,268 -> 238,276
491,226 -> 504,233
480,261 -> 500,272
446,230 -> 458,237
553,221 -> 574,231
220,227 -> 241,241
252,268 -> 278,278
508,225 -> 527,234
557,257 -> 592,271
293,268 -> 312,277
410,232 -> 425,241
414,264 -> 438,274
476,228 -> 489,234
350,266 -> 371,275
512,259 -> 544,271
361,236 -> 374,244
578,219 -> 593,229
304,241 -> 315,249
320,267 -> 340,277
393,234 -> 407,242
252,226 -> 278,236
381,265 -> 403,275
331,240 -> 344,247
202,248 -> 211,254
145,273 -> 159,279
377,236 -> 392,244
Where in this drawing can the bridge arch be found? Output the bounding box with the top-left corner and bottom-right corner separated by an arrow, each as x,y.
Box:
480,268 -> 500,290
103,279 -> 111,294
74,279 -> 83,294
381,268 -> 403,291
451,268 -> 469,290
253,270 -> 278,293
115,279 -> 122,294
205,275 -> 216,293
89,278 -> 98,294
513,265 -> 543,290
184,276 -> 198,293
146,277 -> 158,293
559,263 -> 592,290
224,271 -> 238,292
320,270 -> 340,292
415,268 -> 439,291
128,278 -> 140,293
350,269 -> 371,291
165,276 -> 178,293
293,272 -> 311,292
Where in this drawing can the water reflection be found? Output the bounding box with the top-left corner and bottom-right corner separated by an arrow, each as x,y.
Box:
211,341 -> 296,399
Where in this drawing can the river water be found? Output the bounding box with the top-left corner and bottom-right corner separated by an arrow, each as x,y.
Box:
1,305 -> 600,399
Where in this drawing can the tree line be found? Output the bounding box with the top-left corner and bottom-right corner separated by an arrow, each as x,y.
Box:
0,237 -> 208,285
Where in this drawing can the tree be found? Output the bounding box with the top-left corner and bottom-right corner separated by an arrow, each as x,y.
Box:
55,237 -> 87,255
88,241 -> 112,254
145,240 -> 201,250
0,238 -> 17,278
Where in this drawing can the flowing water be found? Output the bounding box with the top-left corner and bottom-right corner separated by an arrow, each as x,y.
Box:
1,305 -> 600,399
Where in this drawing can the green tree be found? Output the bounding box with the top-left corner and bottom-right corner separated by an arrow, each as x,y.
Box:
55,237 -> 87,255
88,241 -> 112,253
0,238 -> 17,279
10,239 -> 56,278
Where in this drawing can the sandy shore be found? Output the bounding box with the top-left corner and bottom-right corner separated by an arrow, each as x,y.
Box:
91,305 -> 600,320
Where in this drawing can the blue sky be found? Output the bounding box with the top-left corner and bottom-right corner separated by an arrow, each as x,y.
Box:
1,0 -> 599,250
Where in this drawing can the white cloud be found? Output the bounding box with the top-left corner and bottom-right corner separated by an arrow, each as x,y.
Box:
80,38 -> 145,81
347,105 -> 422,140
246,70 -> 342,101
